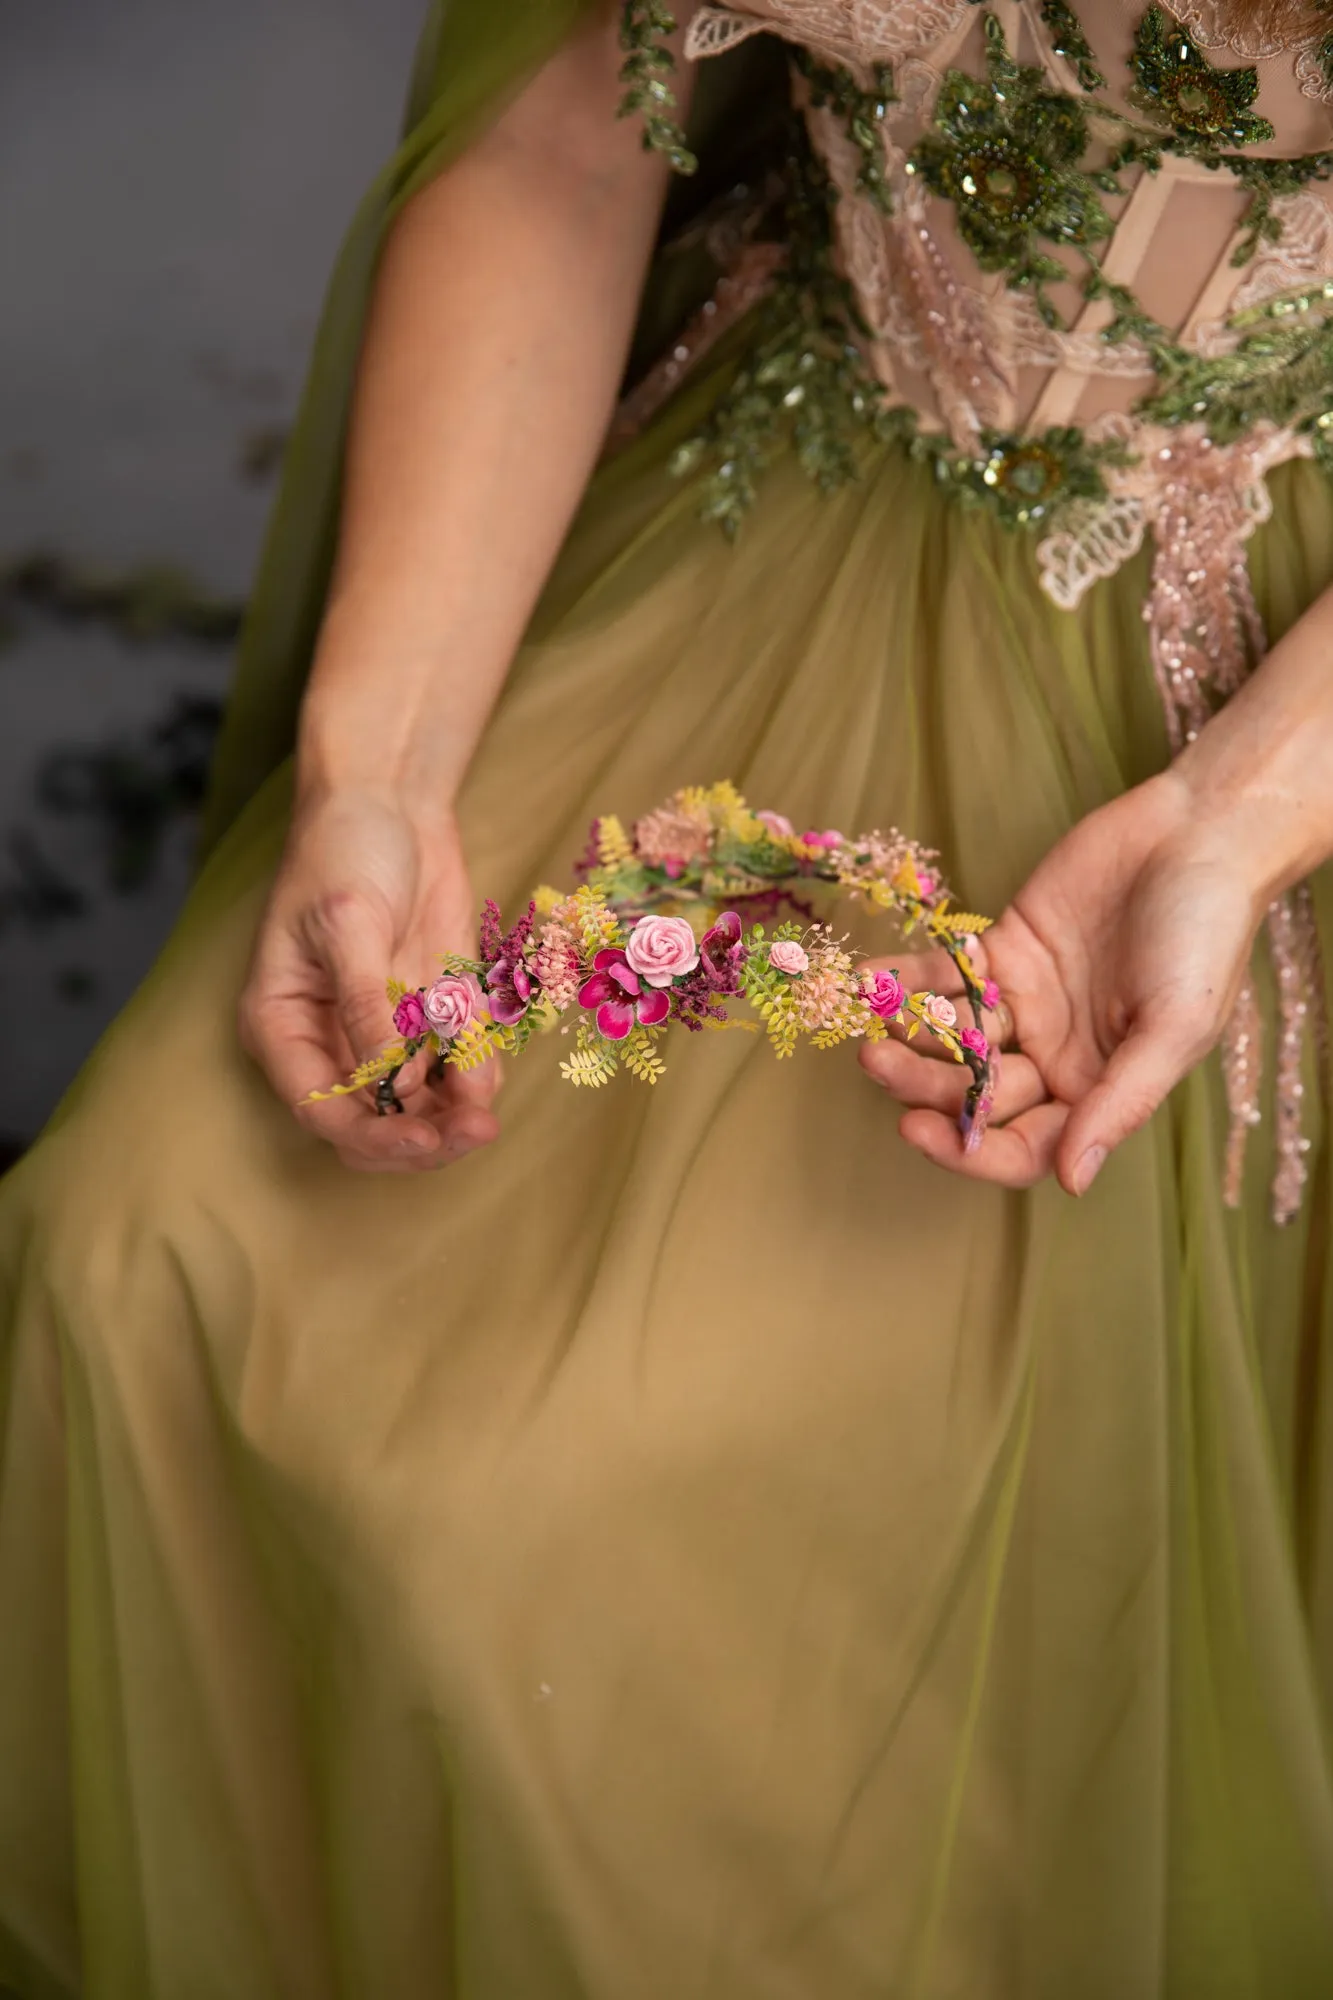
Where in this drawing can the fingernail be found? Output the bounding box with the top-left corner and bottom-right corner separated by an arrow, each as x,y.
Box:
399,1133 -> 436,1155
1072,1144 -> 1107,1196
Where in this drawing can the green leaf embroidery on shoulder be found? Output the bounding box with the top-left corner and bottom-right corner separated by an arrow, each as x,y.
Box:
618,1 -> 698,175
909,13 -> 1112,325
1037,0 -> 1106,92
794,47 -> 897,214
1128,6 -> 1274,150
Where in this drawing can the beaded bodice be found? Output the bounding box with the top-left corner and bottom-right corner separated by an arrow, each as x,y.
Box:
617,0 -> 1333,1220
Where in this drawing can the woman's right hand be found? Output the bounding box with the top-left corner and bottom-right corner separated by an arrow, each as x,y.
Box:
239,787 -> 501,1173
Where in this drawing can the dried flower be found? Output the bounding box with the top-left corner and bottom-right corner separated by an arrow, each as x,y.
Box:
633,798 -> 714,868
532,919 -> 582,1010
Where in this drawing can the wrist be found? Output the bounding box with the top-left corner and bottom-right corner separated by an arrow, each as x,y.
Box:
1173,696 -> 1333,908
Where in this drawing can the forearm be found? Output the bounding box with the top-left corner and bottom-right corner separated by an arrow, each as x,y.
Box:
297,9 -> 682,811
1175,579 -> 1333,901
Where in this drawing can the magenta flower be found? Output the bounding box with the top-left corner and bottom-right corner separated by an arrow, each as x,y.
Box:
393,989 -> 427,1039
699,910 -> 744,986
801,828 -> 845,850
579,949 -> 671,1041
917,870 -> 937,897
861,968 -> 905,1019
485,954 -> 534,1027
982,979 -> 1001,1011
959,1026 -> 990,1063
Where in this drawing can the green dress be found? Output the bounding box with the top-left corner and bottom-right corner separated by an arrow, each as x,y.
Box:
3,3 -> 1333,1994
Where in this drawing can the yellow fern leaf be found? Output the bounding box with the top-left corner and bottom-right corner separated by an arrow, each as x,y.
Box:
596,814 -> 635,871
304,1043 -> 408,1102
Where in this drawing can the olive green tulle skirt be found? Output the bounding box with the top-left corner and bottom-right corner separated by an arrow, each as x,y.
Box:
3,384 -> 1333,1998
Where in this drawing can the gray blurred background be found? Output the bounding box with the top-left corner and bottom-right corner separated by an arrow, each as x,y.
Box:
0,0 -> 427,1161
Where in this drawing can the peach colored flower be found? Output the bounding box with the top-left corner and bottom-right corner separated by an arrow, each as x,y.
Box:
633,802 -> 713,868
625,914 -> 700,987
768,940 -> 809,975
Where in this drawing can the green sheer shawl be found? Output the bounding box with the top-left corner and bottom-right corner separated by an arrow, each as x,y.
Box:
198,1 -> 785,855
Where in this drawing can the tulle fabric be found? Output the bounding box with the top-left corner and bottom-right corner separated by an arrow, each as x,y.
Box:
2,347 -> 1333,1992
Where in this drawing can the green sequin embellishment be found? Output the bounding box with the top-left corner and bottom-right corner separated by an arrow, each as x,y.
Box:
911,14 -> 1111,323
668,126 -> 896,537
618,2 -> 698,175
1037,0 -> 1105,93
1128,6 -> 1275,150
795,48 -> 896,214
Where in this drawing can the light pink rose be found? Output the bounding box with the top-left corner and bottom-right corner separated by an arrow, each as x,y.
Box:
423,972 -> 486,1041
756,810 -> 795,841
624,914 -> 700,988
924,994 -> 957,1030
768,940 -> 810,975
861,968 -> 904,1018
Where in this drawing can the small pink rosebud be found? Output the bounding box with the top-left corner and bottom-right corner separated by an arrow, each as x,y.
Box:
801,828 -> 845,850
959,1026 -> 990,1063
924,994 -> 957,1031
916,871 -> 937,897
393,989 -> 428,1039
663,856 -> 686,880
982,979 -> 1001,1012
768,940 -> 810,976
861,968 -> 905,1019
756,810 -> 795,841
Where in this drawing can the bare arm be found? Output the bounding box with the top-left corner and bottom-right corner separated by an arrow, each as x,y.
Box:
242,7 -> 692,1171
301,3 -> 687,807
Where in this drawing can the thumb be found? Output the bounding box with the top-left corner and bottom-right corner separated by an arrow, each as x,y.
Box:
1057,1015 -> 1205,1197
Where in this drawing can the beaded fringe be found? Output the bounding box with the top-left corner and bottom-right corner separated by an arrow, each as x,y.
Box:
1144,429 -> 1322,1222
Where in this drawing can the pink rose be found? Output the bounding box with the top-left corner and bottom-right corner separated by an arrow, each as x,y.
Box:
756,810 -> 795,841
916,871 -> 937,898
393,989 -> 427,1039
423,972 -> 486,1041
801,828 -> 845,850
924,994 -> 957,1030
861,968 -> 904,1019
624,914 -> 700,988
959,1026 -> 990,1062
768,940 -> 810,976
982,979 -> 1001,1012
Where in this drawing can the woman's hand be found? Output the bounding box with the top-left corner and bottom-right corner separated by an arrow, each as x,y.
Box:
239,788 -> 501,1173
859,769 -> 1265,1195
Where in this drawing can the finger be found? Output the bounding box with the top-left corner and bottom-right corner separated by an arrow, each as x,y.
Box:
313,896 -> 402,1066
1055,1017 -> 1205,1197
899,1099 -> 1071,1188
860,1036 -> 1048,1124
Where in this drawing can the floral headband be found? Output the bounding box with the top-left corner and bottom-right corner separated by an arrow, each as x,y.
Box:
309,782 -> 1002,1149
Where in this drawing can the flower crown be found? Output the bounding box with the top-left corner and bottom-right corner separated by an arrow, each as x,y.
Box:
310,782 -> 1002,1149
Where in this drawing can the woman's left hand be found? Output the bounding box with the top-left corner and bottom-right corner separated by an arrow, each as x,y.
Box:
859,767 -> 1266,1196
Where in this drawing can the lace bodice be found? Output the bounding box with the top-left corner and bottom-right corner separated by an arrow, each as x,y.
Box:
686,0 -> 1333,448
617,0 -> 1333,1219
